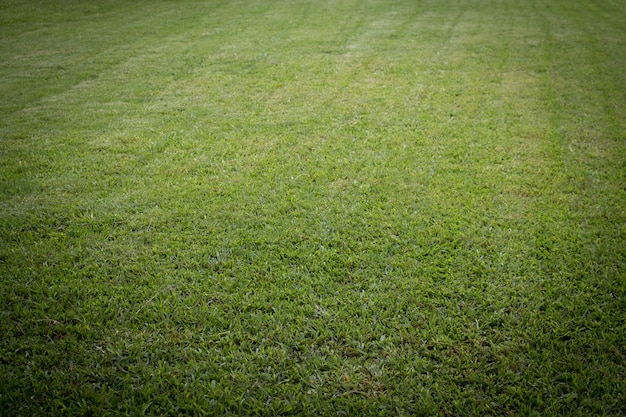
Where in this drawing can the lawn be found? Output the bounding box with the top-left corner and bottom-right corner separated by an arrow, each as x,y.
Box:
1,0 -> 624,415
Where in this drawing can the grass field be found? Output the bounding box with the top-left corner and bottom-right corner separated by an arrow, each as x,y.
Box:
1,0 -> 625,414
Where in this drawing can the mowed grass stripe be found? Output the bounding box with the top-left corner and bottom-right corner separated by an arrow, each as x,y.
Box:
1,0 -> 624,415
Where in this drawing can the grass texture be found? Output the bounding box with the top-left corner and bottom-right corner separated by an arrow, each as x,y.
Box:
1,0 -> 625,415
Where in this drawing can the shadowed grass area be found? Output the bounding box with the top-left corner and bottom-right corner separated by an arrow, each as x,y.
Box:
1,0 -> 624,414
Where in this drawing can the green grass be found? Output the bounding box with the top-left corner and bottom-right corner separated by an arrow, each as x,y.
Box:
1,0 -> 625,414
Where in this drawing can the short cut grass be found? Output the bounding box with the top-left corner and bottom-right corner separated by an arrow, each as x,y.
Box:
1,0 -> 624,415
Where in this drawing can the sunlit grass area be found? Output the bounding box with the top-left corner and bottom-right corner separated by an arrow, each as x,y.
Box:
1,0 -> 624,414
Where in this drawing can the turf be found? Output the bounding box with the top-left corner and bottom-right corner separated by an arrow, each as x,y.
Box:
1,0 -> 625,415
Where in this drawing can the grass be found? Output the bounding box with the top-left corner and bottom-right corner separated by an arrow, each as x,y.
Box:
1,0 -> 625,414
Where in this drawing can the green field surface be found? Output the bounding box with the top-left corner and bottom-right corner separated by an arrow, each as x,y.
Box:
1,0 -> 624,414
